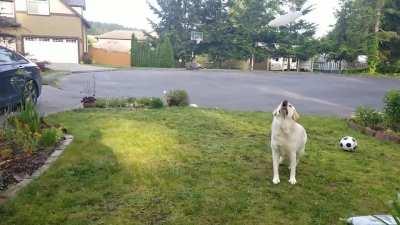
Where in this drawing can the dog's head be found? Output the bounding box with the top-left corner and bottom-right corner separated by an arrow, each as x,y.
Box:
273,100 -> 300,121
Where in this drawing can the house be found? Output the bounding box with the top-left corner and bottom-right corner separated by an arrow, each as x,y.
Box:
90,29 -> 148,67
0,0 -> 89,63
269,57 -> 299,71
94,29 -> 147,53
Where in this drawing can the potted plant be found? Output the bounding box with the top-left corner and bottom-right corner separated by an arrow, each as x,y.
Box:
81,96 -> 97,108
81,75 -> 97,108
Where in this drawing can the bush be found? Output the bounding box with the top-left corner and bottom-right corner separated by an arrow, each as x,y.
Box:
354,106 -> 384,129
5,117 -> 39,154
39,128 -> 62,147
95,97 -> 163,109
165,90 -> 190,107
82,53 -> 92,64
135,97 -> 164,109
384,90 -> 400,131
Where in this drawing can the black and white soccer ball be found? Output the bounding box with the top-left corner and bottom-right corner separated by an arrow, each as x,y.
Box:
339,136 -> 358,152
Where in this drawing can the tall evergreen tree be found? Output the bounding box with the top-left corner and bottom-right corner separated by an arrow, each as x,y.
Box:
158,36 -> 176,68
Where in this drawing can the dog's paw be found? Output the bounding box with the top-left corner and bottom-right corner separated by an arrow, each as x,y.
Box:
272,177 -> 280,184
288,178 -> 297,185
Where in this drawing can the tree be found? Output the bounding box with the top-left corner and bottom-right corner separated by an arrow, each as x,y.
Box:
326,0 -> 400,74
149,0 -> 317,68
158,36 -> 175,68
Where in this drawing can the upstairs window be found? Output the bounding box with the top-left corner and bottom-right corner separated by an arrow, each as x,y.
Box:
27,0 -> 50,15
0,1 -> 15,18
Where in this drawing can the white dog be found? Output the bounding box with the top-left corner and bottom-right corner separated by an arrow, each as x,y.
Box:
270,100 -> 307,185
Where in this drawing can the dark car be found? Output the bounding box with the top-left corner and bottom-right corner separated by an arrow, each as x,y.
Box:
0,46 -> 42,109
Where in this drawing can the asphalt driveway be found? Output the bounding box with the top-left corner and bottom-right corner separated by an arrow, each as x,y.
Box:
38,69 -> 400,117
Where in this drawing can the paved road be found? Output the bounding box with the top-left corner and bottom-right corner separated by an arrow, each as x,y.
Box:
38,69 -> 400,117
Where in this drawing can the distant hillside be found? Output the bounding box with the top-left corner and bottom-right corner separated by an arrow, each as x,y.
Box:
88,21 -> 131,35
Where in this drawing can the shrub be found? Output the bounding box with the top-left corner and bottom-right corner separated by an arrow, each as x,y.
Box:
5,117 -> 39,154
95,97 -> 163,109
165,90 -> 190,107
82,53 -> 92,64
135,97 -> 164,109
384,90 -> 400,131
354,106 -> 384,129
40,128 -> 62,147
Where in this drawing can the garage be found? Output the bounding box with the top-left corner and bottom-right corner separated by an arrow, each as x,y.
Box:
23,37 -> 79,63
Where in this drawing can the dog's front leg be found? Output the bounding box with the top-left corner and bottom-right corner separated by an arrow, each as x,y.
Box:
272,149 -> 280,184
288,152 -> 297,185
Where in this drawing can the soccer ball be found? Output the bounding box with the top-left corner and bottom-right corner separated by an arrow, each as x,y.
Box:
339,136 -> 358,152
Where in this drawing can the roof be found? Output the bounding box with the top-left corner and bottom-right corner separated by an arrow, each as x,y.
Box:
63,0 -> 86,9
60,0 -> 90,28
96,30 -> 149,41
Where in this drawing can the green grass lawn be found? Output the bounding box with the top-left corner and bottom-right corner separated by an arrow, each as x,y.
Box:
1,108 -> 399,225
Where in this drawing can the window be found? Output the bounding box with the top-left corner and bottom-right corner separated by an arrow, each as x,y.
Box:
0,1 -> 15,18
0,47 -> 16,65
27,0 -> 50,15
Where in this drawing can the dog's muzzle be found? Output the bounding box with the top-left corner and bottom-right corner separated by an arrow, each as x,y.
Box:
281,100 -> 289,117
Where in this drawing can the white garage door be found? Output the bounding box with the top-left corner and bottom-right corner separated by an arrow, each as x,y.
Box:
23,37 -> 79,63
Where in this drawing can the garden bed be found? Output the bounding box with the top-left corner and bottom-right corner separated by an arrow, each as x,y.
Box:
347,119 -> 400,144
0,103 -> 68,195
0,135 -> 66,192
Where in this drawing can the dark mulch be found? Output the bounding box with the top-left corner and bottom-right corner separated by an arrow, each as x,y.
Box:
0,137 -> 65,192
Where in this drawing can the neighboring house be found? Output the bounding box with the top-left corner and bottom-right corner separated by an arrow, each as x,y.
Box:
94,29 -> 147,53
90,29 -> 148,67
0,0 -> 89,63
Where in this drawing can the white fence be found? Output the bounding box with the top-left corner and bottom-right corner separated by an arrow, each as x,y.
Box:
313,61 -> 368,73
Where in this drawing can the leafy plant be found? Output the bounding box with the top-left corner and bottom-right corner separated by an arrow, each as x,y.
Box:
354,106 -> 384,129
39,128 -> 62,148
16,102 -> 41,133
165,90 -> 190,107
384,90 -> 400,131
5,117 -> 39,154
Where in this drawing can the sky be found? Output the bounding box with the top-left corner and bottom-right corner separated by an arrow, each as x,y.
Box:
85,0 -> 339,37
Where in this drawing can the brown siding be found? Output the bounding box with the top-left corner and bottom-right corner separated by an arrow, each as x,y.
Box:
2,12 -> 86,60
89,47 -> 131,67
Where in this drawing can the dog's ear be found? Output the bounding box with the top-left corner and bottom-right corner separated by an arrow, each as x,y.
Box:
292,110 -> 300,121
273,109 -> 278,117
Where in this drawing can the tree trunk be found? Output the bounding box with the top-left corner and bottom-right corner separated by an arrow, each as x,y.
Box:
251,54 -> 255,71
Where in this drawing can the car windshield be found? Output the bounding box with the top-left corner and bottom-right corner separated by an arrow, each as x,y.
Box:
0,48 -> 15,64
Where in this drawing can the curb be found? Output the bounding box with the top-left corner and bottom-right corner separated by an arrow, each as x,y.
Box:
0,135 -> 74,205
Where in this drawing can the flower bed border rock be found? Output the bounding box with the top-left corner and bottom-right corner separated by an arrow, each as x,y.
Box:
0,135 -> 73,205
347,120 -> 400,144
